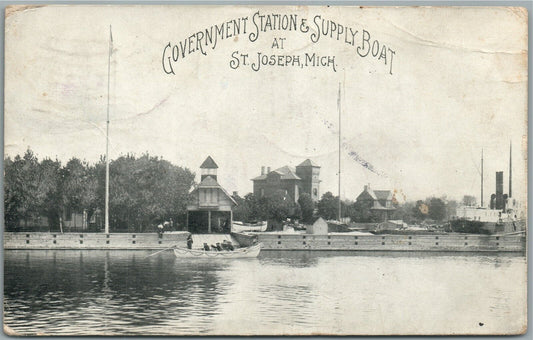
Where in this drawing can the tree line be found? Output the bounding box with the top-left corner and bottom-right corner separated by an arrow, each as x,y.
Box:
5,149 -> 464,232
233,190 -> 460,228
4,149 -> 195,232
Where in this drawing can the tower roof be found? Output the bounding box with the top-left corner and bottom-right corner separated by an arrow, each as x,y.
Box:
197,176 -> 220,188
200,156 -> 218,169
297,159 -> 320,167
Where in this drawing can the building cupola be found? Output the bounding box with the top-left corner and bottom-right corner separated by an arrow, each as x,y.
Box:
200,156 -> 218,181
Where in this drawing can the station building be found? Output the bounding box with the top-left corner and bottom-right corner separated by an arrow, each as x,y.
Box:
355,185 -> 396,222
186,156 -> 237,233
251,159 -> 321,203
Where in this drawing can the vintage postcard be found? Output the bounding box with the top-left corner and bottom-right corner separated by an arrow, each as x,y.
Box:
3,5 -> 528,336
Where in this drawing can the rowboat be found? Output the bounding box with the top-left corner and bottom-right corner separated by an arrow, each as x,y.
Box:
231,221 -> 268,233
173,243 -> 261,258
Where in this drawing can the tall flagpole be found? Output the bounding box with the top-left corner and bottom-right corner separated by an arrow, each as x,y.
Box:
337,83 -> 341,222
105,25 -> 113,234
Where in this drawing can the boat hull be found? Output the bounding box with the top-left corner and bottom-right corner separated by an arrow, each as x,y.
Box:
173,243 -> 261,258
231,221 -> 267,233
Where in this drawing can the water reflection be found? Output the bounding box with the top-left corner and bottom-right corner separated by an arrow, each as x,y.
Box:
4,250 -> 526,335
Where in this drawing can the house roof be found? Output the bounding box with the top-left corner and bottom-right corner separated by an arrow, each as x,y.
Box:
200,156 -> 218,169
357,188 -> 378,200
251,165 -> 301,181
197,176 -> 220,188
274,166 -> 301,180
374,190 -> 392,200
297,159 -> 320,167
191,176 -> 237,205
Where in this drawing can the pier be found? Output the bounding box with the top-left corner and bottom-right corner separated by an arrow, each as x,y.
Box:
4,231 -> 525,252
232,232 -> 526,252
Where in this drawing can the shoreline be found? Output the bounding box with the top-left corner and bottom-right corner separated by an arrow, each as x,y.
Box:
4,231 -> 526,253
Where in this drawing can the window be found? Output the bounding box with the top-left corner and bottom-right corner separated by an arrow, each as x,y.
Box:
313,188 -> 318,197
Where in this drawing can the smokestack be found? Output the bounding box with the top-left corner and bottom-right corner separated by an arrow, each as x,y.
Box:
261,166 -> 265,175
509,142 -> 512,198
496,171 -> 504,209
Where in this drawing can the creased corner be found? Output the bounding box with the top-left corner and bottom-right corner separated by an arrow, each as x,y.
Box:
3,324 -> 19,336
507,7 -> 528,23
5,5 -> 45,19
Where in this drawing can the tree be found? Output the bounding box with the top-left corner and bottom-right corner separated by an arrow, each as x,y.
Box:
263,189 -> 294,222
391,201 -> 416,223
107,154 -> 195,231
413,200 -> 429,221
317,192 -> 339,220
428,197 -> 446,221
4,150 -> 195,232
4,150 -> 63,230
232,193 -> 256,222
462,195 -> 477,207
37,158 -> 62,229
298,193 -> 314,223
350,199 -> 375,222
446,199 -> 458,220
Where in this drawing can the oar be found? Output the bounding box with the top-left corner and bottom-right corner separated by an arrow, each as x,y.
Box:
144,245 -> 176,258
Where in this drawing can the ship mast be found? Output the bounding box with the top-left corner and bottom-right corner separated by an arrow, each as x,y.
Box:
481,148 -> 483,207
337,82 -> 341,222
105,26 -> 113,234
509,141 -> 512,198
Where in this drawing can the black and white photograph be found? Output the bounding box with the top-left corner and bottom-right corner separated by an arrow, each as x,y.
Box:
3,5 -> 528,336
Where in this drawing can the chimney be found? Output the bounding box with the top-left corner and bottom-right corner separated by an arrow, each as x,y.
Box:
233,191 -> 238,197
261,166 -> 265,175
267,166 -> 271,173
364,185 -> 368,191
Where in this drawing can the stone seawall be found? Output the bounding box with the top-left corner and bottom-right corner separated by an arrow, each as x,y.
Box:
4,232 -> 526,252
4,232 -> 190,250
237,232 -> 525,252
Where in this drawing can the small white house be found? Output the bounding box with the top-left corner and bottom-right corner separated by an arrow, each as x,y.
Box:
307,217 -> 328,235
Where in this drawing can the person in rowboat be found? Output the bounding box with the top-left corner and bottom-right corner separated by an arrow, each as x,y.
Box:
186,235 -> 193,249
222,240 -> 234,251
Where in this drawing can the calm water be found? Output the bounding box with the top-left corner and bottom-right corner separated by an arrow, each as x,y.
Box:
3,250 -> 527,335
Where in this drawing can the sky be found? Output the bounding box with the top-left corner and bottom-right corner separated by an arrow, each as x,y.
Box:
4,5 -> 528,204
